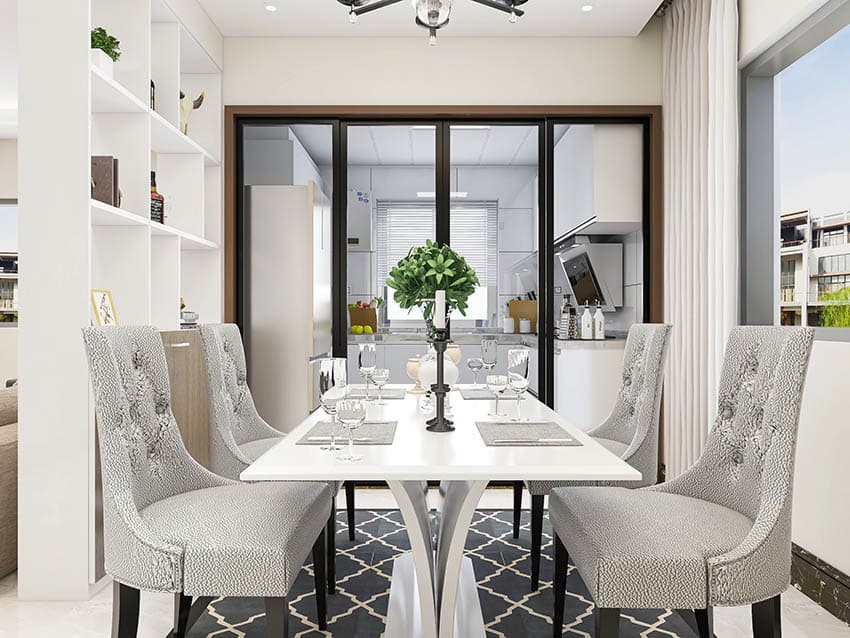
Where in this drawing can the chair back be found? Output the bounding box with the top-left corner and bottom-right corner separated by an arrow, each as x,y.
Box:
668,326 -> 815,521
591,323 -> 672,485
82,326 -> 212,510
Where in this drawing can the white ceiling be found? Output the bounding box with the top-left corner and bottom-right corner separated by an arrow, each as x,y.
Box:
199,0 -> 662,38
280,124 -> 539,166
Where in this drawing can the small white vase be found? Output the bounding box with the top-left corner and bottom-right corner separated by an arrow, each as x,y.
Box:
418,352 -> 459,390
91,49 -> 114,79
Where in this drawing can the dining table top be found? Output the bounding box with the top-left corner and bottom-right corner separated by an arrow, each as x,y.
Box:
240,385 -> 642,483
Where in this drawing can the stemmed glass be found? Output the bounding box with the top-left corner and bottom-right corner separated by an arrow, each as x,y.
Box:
371,368 -> 390,405
358,342 -> 377,401
317,357 -> 347,451
481,337 -> 497,377
467,358 -> 484,387
486,374 -> 508,418
507,348 -> 530,422
336,399 -> 367,462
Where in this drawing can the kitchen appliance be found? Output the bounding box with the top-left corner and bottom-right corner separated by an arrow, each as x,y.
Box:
244,182 -> 332,430
558,242 -> 623,312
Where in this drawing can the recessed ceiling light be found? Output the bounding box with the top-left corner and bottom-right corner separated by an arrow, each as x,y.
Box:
581,4 -> 594,12
264,4 -> 277,12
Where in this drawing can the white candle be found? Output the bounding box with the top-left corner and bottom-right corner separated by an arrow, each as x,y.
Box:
434,290 -> 446,329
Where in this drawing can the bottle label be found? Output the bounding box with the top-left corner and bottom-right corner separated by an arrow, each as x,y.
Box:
151,199 -> 165,224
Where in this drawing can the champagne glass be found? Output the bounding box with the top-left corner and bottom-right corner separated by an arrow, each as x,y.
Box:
467,358 -> 484,387
336,399 -> 367,462
358,342 -> 377,401
481,337 -> 497,375
317,357 -> 347,451
486,374 -> 508,418
507,348 -> 530,422
371,368 -> 390,405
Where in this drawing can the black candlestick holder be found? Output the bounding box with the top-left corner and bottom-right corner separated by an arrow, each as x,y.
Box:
425,327 -> 454,433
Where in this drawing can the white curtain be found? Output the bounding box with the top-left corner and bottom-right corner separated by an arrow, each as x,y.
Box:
662,0 -> 740,478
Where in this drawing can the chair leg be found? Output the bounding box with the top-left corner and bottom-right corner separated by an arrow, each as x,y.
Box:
752,595 -> 782,638
595,607 -> 620,638
512,481 -> 523,539
265,596 -> 289,638
172,592 -> 192,638
312,527 -> 328,631
552,533 -> 568,638
111,581 -> 140,638
326,501 -> 337,595
695,607 -> 714,638
530,494 -> 544,591
345,481 -> 356,541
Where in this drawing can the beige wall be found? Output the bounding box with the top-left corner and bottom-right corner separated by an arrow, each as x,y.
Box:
223,21 -> 663,106
739,0 -> 830,64
0,139 -> 16,199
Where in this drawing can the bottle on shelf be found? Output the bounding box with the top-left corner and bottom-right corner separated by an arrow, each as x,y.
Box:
594,299 -> 605,340
150,80 -> 156,110
581,301 -> 593,340
150,171 -> 165,224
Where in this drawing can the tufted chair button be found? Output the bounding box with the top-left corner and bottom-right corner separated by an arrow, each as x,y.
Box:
236,372 -> 247,386
731,450 -> 744,465
722,406 -> 734,420
623,375 -> 632,387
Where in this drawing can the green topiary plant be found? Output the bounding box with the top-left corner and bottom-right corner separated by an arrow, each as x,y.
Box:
386,240 -> 479,321
91,27 -> 121,62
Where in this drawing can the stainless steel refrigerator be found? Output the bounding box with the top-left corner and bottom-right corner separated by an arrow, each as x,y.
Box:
243,182 -> 332,431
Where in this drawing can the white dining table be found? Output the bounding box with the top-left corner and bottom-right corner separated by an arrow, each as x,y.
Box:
241,384 -> 640,638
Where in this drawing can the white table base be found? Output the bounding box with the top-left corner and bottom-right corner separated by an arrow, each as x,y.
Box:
384,479 -> 489,638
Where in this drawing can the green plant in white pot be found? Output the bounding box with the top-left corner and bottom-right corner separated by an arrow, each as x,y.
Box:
91,27 -> 121,79
386,240 -> 479,326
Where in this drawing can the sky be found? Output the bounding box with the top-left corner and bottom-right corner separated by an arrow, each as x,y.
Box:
778,24 -> 850,218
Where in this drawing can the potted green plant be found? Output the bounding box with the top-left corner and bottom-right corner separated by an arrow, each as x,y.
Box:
386,240 -> 479,327
91,27 -> 121,79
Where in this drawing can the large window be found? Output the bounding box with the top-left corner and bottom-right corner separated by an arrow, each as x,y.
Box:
743,6 -> 850,333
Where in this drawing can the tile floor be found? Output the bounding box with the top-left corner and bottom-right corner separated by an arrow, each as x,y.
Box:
0,489 -> 847,638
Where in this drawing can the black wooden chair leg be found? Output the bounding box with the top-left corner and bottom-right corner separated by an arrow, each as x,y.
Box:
326,503 -> 337,595
312,528 -> 328,631
345,481 -> 356,541
552,534 -> 568,638
172,592 -> 192,638
265,596 -> 289,638
512,481 -> 523,539
530,494 -> 544,591
595,607 -> 620,638
752,595 -> 782,638
111,581 -> 140,638
695,607 -> 714,638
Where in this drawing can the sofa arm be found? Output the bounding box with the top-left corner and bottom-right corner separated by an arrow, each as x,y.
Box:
0,423 -> 18,579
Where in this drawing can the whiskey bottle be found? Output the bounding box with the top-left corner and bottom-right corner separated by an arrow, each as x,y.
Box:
150,171 -> 165,224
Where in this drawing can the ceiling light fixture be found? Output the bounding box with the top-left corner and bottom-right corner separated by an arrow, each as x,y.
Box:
581,4 -> 594,12
264,4 -> 278,12
337,0 -> 528,45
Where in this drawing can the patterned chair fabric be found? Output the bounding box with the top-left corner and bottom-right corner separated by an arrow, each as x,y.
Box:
549,326 -> 815,609
82,326 -> 331,595
527,323 -> 672,494
198,324 -> 285,480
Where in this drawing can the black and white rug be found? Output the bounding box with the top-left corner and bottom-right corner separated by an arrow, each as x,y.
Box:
191,509 -> 699,637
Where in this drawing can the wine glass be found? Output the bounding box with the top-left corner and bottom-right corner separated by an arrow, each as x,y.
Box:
481,337 -> 497,375
336,399 -> 367,462
507,349 -> 530,422
371,368 -> 390,405
486,374 -> 508,418
467,358 -> 484,387
317,357 -> 347,451
358,342 -> 377,401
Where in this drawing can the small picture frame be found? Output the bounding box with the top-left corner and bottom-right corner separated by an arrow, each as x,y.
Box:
91,289 -> 118,326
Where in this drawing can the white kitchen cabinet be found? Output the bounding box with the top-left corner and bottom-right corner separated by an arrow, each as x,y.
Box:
553,124 -> 643,240
347,251 -> 374,297
554,340 -> 625,431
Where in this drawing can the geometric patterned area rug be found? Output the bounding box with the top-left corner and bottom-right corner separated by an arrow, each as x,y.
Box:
190,510 -> 700,637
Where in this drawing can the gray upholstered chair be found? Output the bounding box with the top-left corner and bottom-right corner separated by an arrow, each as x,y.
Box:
83,326 -> 331,638
551,326 -> 815,638
516,323 -> 672,590
198,323 -> 356,594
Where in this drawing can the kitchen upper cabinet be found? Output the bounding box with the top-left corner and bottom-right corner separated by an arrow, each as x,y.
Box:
553,124 -> 643,241
347,252 -> 374,297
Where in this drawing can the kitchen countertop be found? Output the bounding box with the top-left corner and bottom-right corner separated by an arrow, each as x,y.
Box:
349,331 -> 538,347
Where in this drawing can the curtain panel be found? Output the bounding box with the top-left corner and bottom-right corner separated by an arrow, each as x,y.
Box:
662,0 -> 740,478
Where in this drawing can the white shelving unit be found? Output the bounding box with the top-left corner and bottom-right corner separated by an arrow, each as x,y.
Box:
0,252 -> 17,328
89,0 -> 223,331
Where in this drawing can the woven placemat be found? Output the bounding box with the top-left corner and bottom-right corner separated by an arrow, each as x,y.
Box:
475,421 -> 582,447
346,386 -> 407,400
296,421 -> 398,445
459,387 -> 526,400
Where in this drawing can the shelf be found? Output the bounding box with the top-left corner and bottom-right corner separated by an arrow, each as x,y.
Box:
0,274 -> 17,280
90,200 -> 149,227
150,110 -> 220,166
90,66 -> 148,114
150,221 -> 217,250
